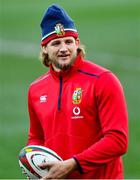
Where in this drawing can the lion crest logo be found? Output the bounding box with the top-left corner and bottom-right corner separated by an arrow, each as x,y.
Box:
72,88 -> 83,104
55,23 -> 65,36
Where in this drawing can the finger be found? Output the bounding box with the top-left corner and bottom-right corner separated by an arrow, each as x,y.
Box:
38,161 -> 54,169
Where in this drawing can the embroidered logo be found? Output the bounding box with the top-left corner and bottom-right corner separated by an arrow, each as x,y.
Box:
73,107 -> 80,115
40,95 -> 47,103
72,88 -> 83,104
71,106 -> 84,119
55,23 -> 65,37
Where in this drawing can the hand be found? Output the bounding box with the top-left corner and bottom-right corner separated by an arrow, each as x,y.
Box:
39,158 -> 77,179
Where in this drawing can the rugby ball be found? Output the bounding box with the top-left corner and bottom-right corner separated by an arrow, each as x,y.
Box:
19,145 -> 63,179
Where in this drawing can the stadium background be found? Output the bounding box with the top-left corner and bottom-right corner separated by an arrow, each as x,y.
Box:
0,0 -> 140,178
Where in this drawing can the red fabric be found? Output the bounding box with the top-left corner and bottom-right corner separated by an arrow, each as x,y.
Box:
27,54 -> 128,179
41,31 -> 78,46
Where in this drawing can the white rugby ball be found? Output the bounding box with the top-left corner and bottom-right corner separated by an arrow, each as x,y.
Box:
19,145 -> 63,179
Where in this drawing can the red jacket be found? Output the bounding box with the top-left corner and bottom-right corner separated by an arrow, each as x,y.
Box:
27,54 -> 128,179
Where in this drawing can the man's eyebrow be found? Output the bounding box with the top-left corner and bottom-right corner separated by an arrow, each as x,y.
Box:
51,40 -> 61,44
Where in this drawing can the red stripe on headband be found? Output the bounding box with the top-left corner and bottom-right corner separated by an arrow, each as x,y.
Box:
41,31 -> 78,46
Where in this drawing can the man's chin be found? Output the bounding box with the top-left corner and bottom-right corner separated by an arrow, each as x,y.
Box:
58,63 -> 71,71
53,56 -> 76,71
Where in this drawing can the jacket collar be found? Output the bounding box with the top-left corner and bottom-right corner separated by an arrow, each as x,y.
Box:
49,53 -> 84,81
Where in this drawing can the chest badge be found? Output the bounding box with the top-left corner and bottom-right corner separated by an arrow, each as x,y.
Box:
72,88 -> 83,104
40,95 -> 47,103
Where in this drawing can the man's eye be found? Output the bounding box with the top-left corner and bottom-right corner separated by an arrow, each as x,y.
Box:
51,41 -> 60,46
66,40 -> 73,44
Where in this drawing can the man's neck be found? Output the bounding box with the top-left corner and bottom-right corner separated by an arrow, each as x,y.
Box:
52,64 -> 61,72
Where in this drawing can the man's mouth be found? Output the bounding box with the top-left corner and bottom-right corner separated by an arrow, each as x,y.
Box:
58,54 -> 70,58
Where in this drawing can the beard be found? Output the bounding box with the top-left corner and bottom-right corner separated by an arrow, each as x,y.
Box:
48,53 -> 77,71
52,61 -> 72,71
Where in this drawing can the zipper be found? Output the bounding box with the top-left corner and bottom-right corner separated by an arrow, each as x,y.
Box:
58,76 -> 63,111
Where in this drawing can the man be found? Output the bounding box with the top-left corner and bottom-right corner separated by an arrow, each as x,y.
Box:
27,4 -> 128,179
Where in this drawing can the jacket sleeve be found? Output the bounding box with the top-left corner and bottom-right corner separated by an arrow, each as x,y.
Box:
74,72 -> 128,173
27,87 -> 45,146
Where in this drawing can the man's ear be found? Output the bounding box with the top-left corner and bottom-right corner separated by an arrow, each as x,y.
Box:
42,46 -> 47,54
75,38 -> 80,47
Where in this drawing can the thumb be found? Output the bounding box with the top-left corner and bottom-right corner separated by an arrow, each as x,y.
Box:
38,161 -> 55,170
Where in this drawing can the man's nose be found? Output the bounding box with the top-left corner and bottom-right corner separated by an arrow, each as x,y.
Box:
59,43 -> 68,53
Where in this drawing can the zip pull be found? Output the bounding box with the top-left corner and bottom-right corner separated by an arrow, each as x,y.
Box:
58,76 -> 63,111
